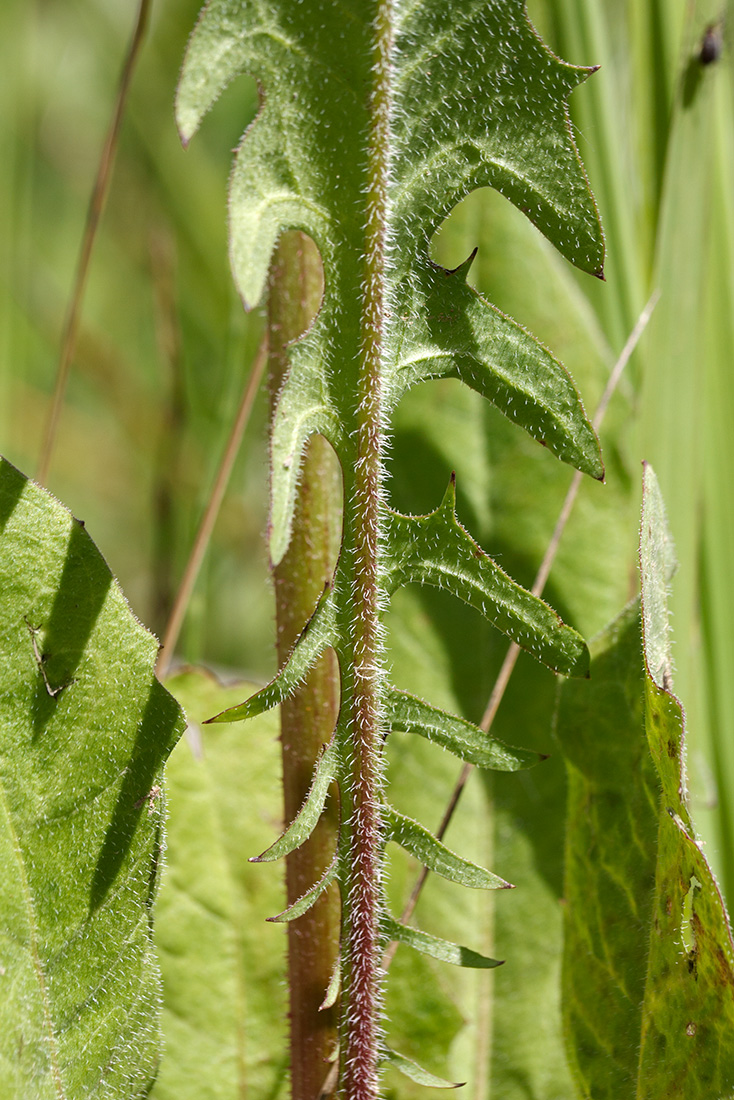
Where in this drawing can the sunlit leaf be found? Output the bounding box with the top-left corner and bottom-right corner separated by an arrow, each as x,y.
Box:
557,466 -> 734,1100
0,458 -> 185,1097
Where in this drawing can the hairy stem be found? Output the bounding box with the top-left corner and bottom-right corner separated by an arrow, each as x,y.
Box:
340,4 -> 393,1097
269,232 -> 342,1100
383,291 -> 660,961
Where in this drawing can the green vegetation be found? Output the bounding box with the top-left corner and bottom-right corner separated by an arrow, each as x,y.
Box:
1,1 -> 733,1097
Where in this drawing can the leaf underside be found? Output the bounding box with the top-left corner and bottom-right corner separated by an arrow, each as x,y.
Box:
177,0 -> 605,1083
0,458 -> 185,1098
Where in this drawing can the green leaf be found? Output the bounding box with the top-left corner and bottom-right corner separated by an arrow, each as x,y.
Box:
386,686 -> 543,771
153,667 -> 288,1100
384,479 -> 590,677
381,1045 -> 463,1089
321,957 -> 341,1011
556,600 -> 658,1098
384,914 -> 503,973
177,0 -> 605,1086
389,254 -> 604,480
251,737 -> 338,863
267,856 -> 338,924
0,457 -> 185,1097
557,466 -> 734,1100
382,805 -> 510,891
638,467 -> 734,1097
177,0 -> 603,564
207,586 -> 337,722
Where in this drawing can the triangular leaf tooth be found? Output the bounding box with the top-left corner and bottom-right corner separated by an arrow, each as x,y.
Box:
206,585 -> 338,722
383,915 -> 504,971
250,738 -> 338,864
441,472 -> 457,512
386,687 -> 542,771
441,247 -> 478,282
389,261 -> 603,480
381,1045 -> 463,1089
384,504 -> 590,677
267,856 -> 338,923
382,805 -> 511,890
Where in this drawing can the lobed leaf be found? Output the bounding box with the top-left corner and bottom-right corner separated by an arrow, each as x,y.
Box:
383,478 -> 590,677
0,458 -> 185,1097
382,805 -> 510,890
381,1045 -> 462,1089
388,254 -> 604,480
385,686 -> 543,771
177,0 -> 604,563
207,586 -> 338,723
177,0 -> 605,1087
250,737 -> 338,863
382,915 -> 503,971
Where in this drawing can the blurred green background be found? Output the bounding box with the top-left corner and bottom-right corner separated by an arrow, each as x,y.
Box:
2,0 -> 734,1040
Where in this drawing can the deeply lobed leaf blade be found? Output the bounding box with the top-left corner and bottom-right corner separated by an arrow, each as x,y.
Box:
382,805 -> 511,890
385,686 -> 543,771
384,481 -> 590,677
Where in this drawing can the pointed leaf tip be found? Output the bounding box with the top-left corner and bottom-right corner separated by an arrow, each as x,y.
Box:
386,687 -> 543,771
384,914 -> 504,970
250,739 -> 337,863
382,1046 -> 464,1089
444,247 -> 478,281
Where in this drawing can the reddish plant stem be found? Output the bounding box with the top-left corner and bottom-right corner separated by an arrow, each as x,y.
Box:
340,3 -> 393,1097
269,232 -> 341,1100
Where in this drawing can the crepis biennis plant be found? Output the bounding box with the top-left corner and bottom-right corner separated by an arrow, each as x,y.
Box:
176,0 -> 605,1093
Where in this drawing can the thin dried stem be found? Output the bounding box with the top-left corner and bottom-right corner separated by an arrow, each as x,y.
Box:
37,0 -> 152,485
382,289 -> 661,966
156,335 -> 268,678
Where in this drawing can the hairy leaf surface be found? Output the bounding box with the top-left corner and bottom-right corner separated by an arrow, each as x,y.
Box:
384,480 -> 589,676
0,458 -> 185,1097
178,0 -> 603,561
385,687 -> 542,771
557,466 -> 734,1100
178,0 -> 604,1088
383,915 -> 502,971
382,806 -> 510,890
